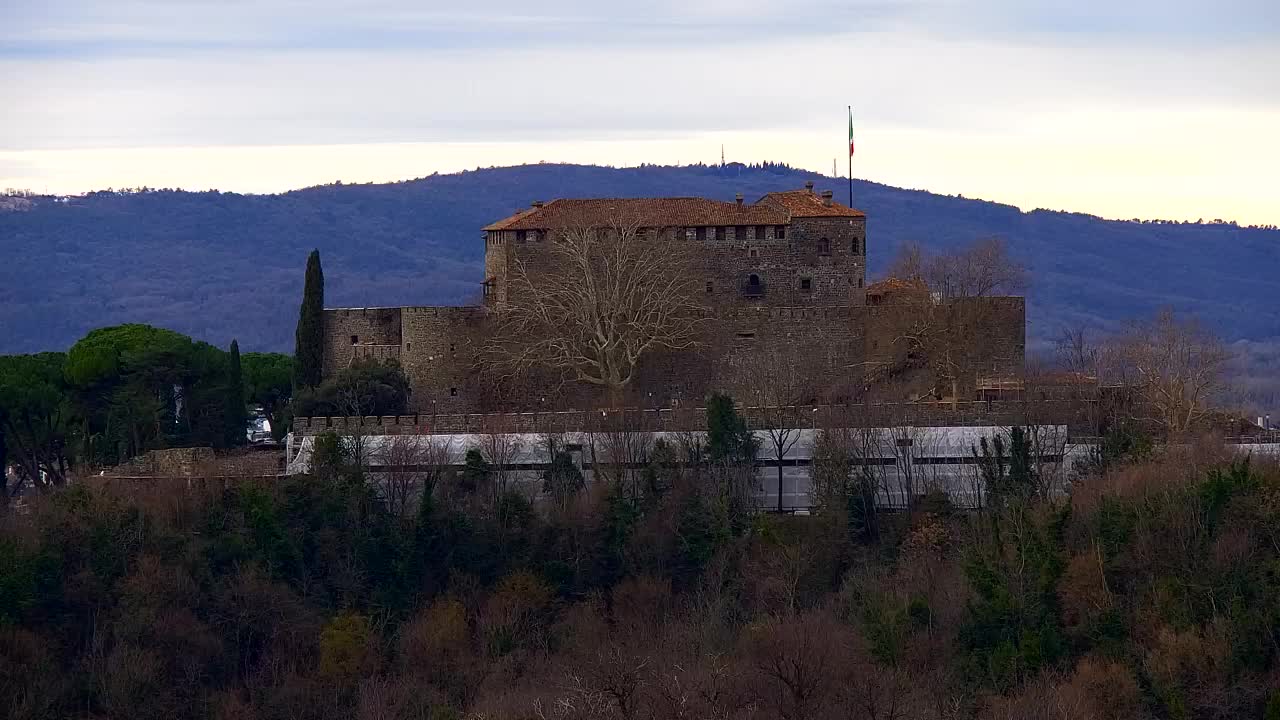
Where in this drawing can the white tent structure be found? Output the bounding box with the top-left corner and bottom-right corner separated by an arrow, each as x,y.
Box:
286,424 -> 1085,511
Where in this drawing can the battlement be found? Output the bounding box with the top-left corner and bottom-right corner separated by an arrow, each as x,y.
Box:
400,305 -> 486,318
292,399 -> 1098,437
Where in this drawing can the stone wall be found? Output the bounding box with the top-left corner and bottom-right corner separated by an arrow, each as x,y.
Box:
292,399 -> 1099,437
863,297 -> 1025,401
399,306 -> 489,414
318,295 -> 1019,414
319,196 -> 1023,415
322,307 -> 402,376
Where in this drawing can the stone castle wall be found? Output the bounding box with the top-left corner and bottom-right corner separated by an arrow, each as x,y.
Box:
320,192 -> 1021,414
319,296 -> 1022,413
399,306 -> 488,414
322,307 -> 402,376
292,399 -> 1098,437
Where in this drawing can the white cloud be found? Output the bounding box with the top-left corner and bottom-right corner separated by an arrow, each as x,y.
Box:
2,0 -> 1277,223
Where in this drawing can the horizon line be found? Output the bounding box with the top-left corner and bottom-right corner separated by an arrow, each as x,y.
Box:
5,160 -> 1276,230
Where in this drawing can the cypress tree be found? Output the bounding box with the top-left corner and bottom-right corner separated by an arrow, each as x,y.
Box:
227,339 -> 248,446
0,408 -> 8,487
706,393 -> 755,464
294,249 -> 325,389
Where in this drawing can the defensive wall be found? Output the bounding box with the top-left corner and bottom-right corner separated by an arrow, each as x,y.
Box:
321,297 -> 1024,413
291,398 -> 1099,438
321,187 -> 1023,413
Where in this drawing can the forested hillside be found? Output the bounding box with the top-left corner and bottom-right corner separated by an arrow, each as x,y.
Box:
2,162 -> 1276,354
4,411 -> 1280,719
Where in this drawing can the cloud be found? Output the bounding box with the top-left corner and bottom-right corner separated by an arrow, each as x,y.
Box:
4,0 -> 1275,58
2,0 -> 1277,224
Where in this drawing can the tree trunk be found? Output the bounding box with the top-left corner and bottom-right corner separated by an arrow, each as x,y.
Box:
777,455 -> 785,513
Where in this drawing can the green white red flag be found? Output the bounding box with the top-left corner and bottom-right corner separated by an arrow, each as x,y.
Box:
848,108 -> 855,156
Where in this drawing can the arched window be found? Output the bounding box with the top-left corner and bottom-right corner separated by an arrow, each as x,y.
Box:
749,274 -> 760,287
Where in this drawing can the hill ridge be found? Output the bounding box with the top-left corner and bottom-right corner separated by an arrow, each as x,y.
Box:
1,162 -> 1276,355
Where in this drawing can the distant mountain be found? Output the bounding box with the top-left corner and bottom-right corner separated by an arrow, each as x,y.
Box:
2,162 -> 1276,356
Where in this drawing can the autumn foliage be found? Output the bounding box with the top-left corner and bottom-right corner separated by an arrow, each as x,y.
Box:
3,434 -> 1280,719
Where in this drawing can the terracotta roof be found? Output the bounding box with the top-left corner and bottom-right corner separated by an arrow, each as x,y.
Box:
758,190 -> 866,218
484,197 -> 789,231
865,277 -> 929,295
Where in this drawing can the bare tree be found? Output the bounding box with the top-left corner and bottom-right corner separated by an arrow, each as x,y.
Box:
1055,324 -> 1102,380
731,348 -> 824,512
336,386 -> 372,473
887,237 -> 1027,298
380,434 -> 456,519
885,241 -> 927,283
589,411 -> 656,499
476,416 -> 525,503
1109,309 -> 1232,436
884,237 -> 1028,402
485,218 -> 709,405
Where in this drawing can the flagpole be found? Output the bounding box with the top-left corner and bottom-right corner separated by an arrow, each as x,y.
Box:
847,106 -> 853,208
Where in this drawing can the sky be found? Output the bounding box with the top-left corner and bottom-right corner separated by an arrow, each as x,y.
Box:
2,0 -> 1278,225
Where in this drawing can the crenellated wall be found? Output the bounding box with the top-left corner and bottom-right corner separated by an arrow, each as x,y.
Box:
291,399 -> 1099,437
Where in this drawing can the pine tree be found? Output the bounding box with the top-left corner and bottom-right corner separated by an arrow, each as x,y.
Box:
227,339 -> 248,446
294,250 -> 325,389
706,393 -> 756,464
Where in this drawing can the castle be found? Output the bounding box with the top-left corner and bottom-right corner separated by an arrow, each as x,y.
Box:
322,183 -> 1025,413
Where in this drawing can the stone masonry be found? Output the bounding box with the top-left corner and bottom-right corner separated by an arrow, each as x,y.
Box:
322,184 -> 1024,412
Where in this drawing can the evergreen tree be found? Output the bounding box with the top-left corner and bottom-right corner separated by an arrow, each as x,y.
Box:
226,339 -> 247,446
542,451 -> 585,506
0,407 -> 8,496
294,249 -> 325,389
705,393 -> 756,464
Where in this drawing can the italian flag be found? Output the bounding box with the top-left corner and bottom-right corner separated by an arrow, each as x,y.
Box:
848,107 -> 855,156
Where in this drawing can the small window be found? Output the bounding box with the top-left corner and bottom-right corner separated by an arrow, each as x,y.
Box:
449,342 -> 456,353
736,332 -> 756,339
696,226 -> 707,241
858,277 -> 864,288
776,226 -> 786,240
851,238 -> 859,254
516,230 -> 527,243
800,277 -> 812,291
705,280 -> 714,294
748,248 -> 758,258
715,226 -> 726,241
450,387 -> 458,397
350,335 -> 358,344
406,342 -> 411,351
749,274 -> 760,287
819,238 -> 831,255
755,225 -> 766,240
735,225 -> 747,241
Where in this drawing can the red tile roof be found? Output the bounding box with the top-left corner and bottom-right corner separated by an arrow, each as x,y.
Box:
757,190 -> 866,218
484,197 -> 789,231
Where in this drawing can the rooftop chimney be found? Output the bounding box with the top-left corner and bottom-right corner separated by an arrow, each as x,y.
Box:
735,192 -> 744,207
531,200 -> 544,208
805,181 -> 814,193
820,189 -> 833,206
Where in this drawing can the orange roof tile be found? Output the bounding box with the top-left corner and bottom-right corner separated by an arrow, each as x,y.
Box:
757,190 -> 866,218
484,197 -> 789,231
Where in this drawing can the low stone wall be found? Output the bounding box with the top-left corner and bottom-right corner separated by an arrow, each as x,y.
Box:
293,399 -> 1099,438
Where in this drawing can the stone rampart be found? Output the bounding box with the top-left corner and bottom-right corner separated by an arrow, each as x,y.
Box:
293,399 -> 1098,438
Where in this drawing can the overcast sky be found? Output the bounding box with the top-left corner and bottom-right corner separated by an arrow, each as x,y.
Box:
2,0 -> 1277,224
